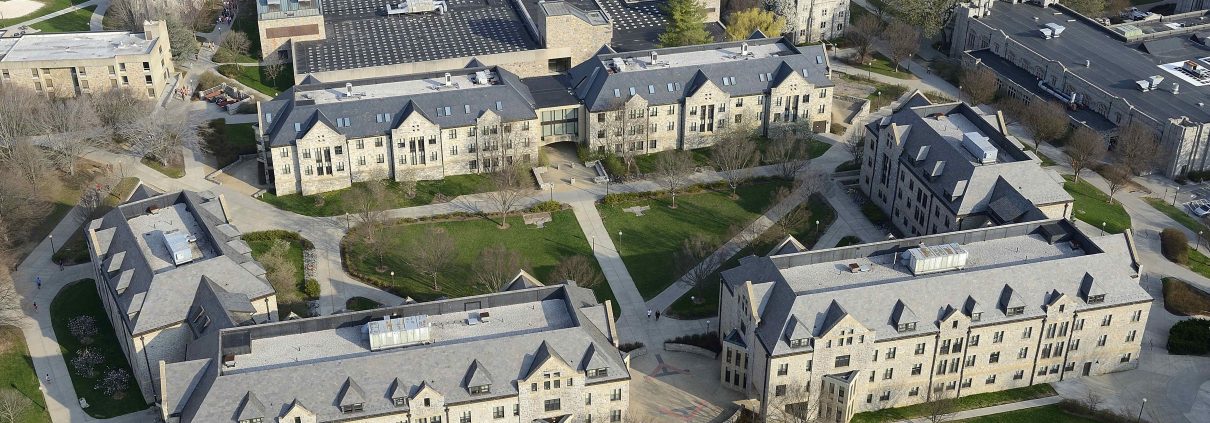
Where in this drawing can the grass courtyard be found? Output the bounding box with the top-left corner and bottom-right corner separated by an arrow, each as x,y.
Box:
343,210 -> 617,311
0,327 -> 50,423
50,280 -> 147,418
1063,176 -> 1131,234
850,384 -> 1057,423
598,179 -> 793,301
665,192 -> 836,318
244,231 -> 316,319
954,404 -> 1099,423
261,174 -> 494,216
30,4 -> 95,32
0,0 -> 89,28
201,120 -> 257,169
54,177 -> 141,265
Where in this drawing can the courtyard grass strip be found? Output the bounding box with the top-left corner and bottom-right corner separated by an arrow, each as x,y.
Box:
1062,176 -> 1130,234
850,384 -> 1057,423
954,404 -> 1099,423
0,327 -> 51,423
260,174 -> 493,216
50,280 -> 147,418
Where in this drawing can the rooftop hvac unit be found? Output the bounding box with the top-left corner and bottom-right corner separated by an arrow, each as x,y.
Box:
366,315 -> 432,351
610,57 -> 626,73
1184,60 -> 1210,78
1137,75 -> 1164,91
160,230 -> 195,266
903,243 -> 969,275
960,132 -> 998,164
1045,23 -> 1065,37
474,70 -> 490,85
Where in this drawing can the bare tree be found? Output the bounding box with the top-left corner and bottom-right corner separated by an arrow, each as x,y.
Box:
1102,163 -> 1131,204
1066,127 -> 1107,181
995,96 -> 1029,125
472,244 -> 530,292
73,187 -> 102,227
882,20 -> 920,72
1113,121 -> 1162,175
259,239 -> 299,301
674,234 -> 721,296
264,62 -> 286,87
654,150 -> 694,208
342,179 -> 391,226
1021,101 -> 1068,152
0,271 -> 20,328
711,124 -> 759,196
407,227 -> 458,291
846,14 -> 882,63
920,389 -> 957,423
219,32 -> 251,57
484,164 -> 531,228
395,168 -> 419,199
762,384 -> 822,423
0,388 -> 31,423
844,131 -> 865,165
42,97 -> 107,175
0,86 -> 49,144
91,88 -> 152,137
549,255 -> 604,288
959,66 -> 999,106
118,108 -> 201,165
764,135 -> 812,180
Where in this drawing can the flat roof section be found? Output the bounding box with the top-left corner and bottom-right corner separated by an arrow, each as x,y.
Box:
978,2 -> 1210,123
610,41 -> 791,72
294,0 -> 538,74
0,31 -> 154,62
968,50 -> 1119,132
226,299 -> 573,373
300,69 -> 499,104
126,203 -> 216,274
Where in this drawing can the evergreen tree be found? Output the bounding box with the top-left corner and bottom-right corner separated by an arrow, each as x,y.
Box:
659,0 -> 711,47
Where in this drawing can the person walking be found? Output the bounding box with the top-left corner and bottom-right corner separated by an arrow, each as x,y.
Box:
646,310 -> 652,319
36,276 -> 41,289
655,311 -> 661,320
32,302 -> 37,312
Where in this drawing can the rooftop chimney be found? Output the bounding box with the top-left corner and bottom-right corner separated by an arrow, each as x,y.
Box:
1173,82 -> 1180,94
345,82 -> 353,96
650,51 -> 658,63
444,72 -> 453,86
740,42 -> 751,57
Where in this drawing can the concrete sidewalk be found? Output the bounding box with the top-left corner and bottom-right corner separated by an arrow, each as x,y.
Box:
2,0 -> 101,31
893,396 -> 1063,423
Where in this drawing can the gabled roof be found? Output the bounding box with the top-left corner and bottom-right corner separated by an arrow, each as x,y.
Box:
1079,272 -> 1107,301
388,378 -> 409,400
769,236 -> 807,256
783,314 -> 811,341
525,341 -> 569,379
502,270 -> 545,291
338,377 -> 365,406
579,344 -> 611,371
998,284 -> 1027,312
724,329 -> 748,348
963,295 -> 983,317
235,392 -> 263,422
463,360 -> 494,388
818,300 -> 849,336
890,300 -> 919,327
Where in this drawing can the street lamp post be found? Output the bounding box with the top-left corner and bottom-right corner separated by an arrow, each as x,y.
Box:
1173,186 -> 1180,206
591,236 -> 596,254
1101,222 -> 1106,236
1200,231 -> 1204,251
549,184 -> 554,202
48,234 -> 55,255
1137,398 -> 1147,423
866,62 -> 872,80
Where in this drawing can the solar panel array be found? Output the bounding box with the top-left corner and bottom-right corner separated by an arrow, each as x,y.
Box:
597,0 -> 667,31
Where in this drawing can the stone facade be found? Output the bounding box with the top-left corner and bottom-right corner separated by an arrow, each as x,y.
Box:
0,21 -> 174,99
772,0 -> 851,44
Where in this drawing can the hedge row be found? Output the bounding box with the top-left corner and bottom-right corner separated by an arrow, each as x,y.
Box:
666,332 -> 722,353
1161,228 -> 1189,265
242,230 -> 315,250
1168,318 -> 1210,356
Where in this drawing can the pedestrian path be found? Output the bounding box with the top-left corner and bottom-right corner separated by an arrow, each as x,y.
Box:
2,0 -> 101,31
892,396 -> 1062,423
87,0 -> 109,31
569,201 -> 652,345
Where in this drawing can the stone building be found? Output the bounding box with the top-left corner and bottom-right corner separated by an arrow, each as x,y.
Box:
717,219 -> 1150,422
951,0 -> 1210,177
771,0 -> 851,44
160,283 -> 631,423
567,37 -> 834,155
84,190 -> 278,403
0,20 -> 175,99
259,36 -> 837,196
859,92 -> 1072,236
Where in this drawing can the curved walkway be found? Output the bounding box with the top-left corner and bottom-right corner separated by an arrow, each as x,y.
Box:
1,0 -> 102,31
87,0 -> 108,31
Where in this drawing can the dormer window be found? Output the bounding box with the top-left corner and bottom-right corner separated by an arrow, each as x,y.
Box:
393,397 -> 407,407
971,312 -> 982,322
587,368 -> 608,378
1087,294 -> 1105,304
1007,306 -> 1025,316
340,403 -> 363,413
789,338 -> 810,348
896,322 -> 916,333
239,419 -> 262,423
469,384 -> 490,395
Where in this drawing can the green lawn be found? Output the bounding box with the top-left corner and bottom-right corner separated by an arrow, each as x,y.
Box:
141,157 -> 184,178
261,174 -> 493,216
201,120 -> 258,168
1185,248 -> 1210,281
666,192 -> 835,318
1144,197 -> 1210,236
1023,146 -> 1057,167
840,73 -> 910,111
632,139 -> 829,175
851,384 -> 1057,423
54,177 -> 141,265
835,160 -> 861,173
245,231 -> 315,319
343,211 -> 618,312
0,0 -> 89,28
30,5 -> 95,32
955,404 -> 1098,423
50,280 -> 147,418
850,52 -> 916,80
1161,277 -> 1210,316
231,0 -> 262,57
837,235 -> 863,247
346,297 -> 383,311
221,64 -> 295,97
1063,176 -> 1131,234
23,162 -> 109,262
600,180 -> 792,300
0,328 -> 51,423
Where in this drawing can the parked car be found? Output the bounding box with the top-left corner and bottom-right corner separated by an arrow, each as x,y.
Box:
1187,202 -> 1210,217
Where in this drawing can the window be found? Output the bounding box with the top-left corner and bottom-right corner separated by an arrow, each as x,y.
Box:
834,355 -> 850,368
1007,306 -> 1025,316
969,335 -> 980,347
1121,353 -> 1133,363
341,403 -> 364,413
531,383 -> 538,392
610,410 -> 622,422
1018,347 -> 1029,359
993,331 -> 1004,343
1132,309 -> 1143,322
806,359 -> 812,371
1088,294 -> 1105,304
494,406 -> 505,419
514,404 -> 520,416
911,363 -> 922,375
1101,315 -> 1113,327
775,385 -> 787,396
334,146 -> 343,155
778,363 -> 789,376
1013,370 -> 1024,380
897,322 -> 917,332
460,411 -> 472,423
909,386 -> 920,396
470,385 -> 490,394
1022,327 -> 1033,339
611,388 -> 622,401
587,368 -> 608,378
885,347 -> 897,360
915,343 -> 926,355
240,418 -> 263,423
940,339 -> 951,354
882,368 -> 893,380
1097,334 -> 1108,347
989,352 -> 1000,364
544,399 -> 561,412
1126,330 -> 1137,343
964,355 -> 977,367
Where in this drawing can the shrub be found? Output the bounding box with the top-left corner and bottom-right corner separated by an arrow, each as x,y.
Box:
1162,277 -> 1210,316
1168,318 -> 1210,355
618,342 -> 645,352
1056,399 -> 1136,423
68,316 -> 99,344
601,192 -> 649,205
242,230 -> 315,249
667,332 -> 722,353
1161,228 -> 1190,265
601,154 -> 625,179
196,72 -> 225,90
70,348 -> 105,378
529,200 -> 563,213
861,202 -> 888,224
217,64 -> 241,77
302,279 -> 321,299
95,368 -> 132,398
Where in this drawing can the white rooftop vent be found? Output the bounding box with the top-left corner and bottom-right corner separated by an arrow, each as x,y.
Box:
1045,23 -> 1065,37
160,230 -> 195,266
903,243 -> 969,275
367,315 -> 432,351
345,82 -> 353,96
961,132 -> 998,164
739,42 -> 753,57
444,72 -> 453,86
610,57 -> 626,73
1040,28 -> 1053,39
474,70 -> 490,85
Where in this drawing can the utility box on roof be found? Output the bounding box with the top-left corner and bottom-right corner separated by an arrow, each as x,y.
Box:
903,243 -> 969,275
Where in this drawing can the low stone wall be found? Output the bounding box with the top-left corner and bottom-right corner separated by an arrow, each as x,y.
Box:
533,166 -> 551,190
663,342 -> 718,358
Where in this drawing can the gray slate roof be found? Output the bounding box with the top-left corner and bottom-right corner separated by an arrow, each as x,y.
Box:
261,66 -> 539,147
723,220 -> 1149,357
567,37 -> 833,112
